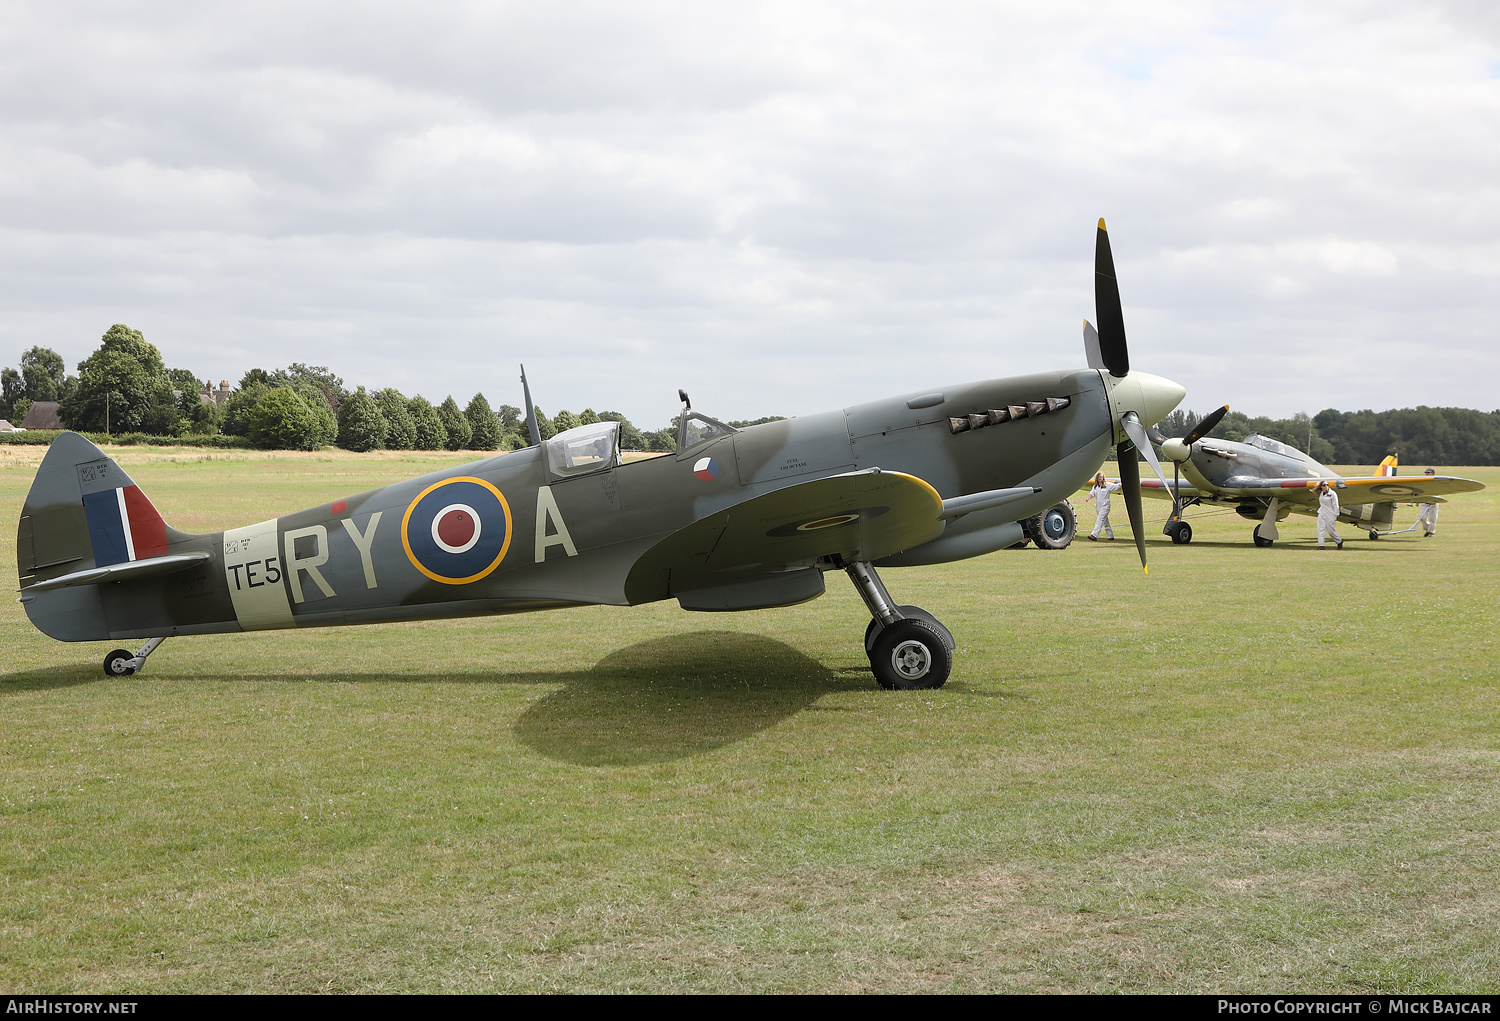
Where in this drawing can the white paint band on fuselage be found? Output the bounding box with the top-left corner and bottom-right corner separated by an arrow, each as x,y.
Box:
222,518 -> 294,630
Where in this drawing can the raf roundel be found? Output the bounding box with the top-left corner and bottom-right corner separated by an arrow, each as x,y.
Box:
693,457 -> 719,481
402,477 -> 512,584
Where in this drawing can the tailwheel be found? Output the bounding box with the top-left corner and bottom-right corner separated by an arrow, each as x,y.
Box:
1369,530 -> 1380,540
870,619 -> 952,690
103,649 -> 136,677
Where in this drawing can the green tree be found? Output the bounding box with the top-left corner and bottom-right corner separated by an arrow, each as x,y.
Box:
552,408 -> 579,433
409,395 -> 448,451
598,411 -> 644,450
336,387 -> 387,452
378,388 -> 417,450
465,393 -> 501,451
220,382 -> 268,437
183,399 -> 222,436
531,406 -> 556,441
496,404 -> 521,431
642,428 -> 677,452
0,368 -> 22,420
437,395 -> 472,450
249,387 -> 330,450
20,347 -> 67,402
61,325 -> 181,434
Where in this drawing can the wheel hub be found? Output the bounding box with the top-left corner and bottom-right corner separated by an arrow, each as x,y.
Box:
890,640 -> 932,680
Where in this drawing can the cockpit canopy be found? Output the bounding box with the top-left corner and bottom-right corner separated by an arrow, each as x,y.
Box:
544,420 -> 620,476
677,412 -> 736,452
1243,433 -> 1319,467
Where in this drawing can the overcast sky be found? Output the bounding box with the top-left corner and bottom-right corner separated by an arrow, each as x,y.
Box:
1,1 -> 1496,429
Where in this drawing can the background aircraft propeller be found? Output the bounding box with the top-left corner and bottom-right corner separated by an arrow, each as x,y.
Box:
1145,404 -> 1230,522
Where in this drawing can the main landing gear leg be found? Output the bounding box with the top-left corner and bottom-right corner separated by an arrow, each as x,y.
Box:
103,637 -> 167,677
844,561 -> 953,690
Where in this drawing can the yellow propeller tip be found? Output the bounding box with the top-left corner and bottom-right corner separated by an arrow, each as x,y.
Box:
1098,218 -> 1107,230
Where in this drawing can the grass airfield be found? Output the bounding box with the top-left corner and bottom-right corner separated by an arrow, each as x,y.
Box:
1,445 -> 1496,994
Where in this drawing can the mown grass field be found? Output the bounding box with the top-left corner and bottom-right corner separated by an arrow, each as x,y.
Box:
1,445 -> 1496,993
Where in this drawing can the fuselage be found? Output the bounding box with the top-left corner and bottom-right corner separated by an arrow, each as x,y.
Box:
21,367 -> 1182,643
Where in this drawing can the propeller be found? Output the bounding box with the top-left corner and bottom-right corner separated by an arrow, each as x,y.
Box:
1157,405 -> 1229,521
1093,220 -> 1130,378
1090,218 -> 1176,572
1183,404 -> 1228,446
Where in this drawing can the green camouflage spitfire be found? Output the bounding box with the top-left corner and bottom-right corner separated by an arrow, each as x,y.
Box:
17,222 -> 1184,690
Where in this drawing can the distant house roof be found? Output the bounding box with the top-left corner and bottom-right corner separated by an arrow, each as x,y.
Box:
20,401 -> 63,430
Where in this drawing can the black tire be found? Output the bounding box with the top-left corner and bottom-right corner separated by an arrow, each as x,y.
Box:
1369,530 -> 1380,540
1253,525 -> 1273,548
1027,500 -> 1076,550
864,605 -> 956,653
103,649 -> 135,677
1171,521 -> 1193,544
870,619 -> 952,690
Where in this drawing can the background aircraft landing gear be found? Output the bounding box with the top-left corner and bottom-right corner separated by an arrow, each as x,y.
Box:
1253,525 -> 1274,548
1369,529 -> 1380,540
845,561 -> 954,690
1024,500 -> 1076,550
102,637 -> 167,677
1167,520 -> 1193,544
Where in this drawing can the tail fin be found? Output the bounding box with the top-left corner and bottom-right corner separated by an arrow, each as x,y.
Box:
18,433 -> 179,586
1377,454 -> 1398,477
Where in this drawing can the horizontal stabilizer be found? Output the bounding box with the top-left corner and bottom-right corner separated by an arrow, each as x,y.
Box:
23,551 -> 211,593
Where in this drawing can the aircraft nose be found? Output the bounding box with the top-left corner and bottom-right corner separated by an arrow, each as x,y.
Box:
1106,370 -> 1186,438
1160,437 -> 1190,461
1131,371 -> 1187,426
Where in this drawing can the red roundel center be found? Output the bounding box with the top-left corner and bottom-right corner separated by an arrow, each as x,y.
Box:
431,502 -> 482,554
438,510 -> 474,546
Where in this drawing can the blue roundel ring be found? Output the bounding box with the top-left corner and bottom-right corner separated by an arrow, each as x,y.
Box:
401,476 -> 512,584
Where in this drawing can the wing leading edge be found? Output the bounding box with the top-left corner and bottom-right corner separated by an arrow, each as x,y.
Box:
624,469 -> 950,608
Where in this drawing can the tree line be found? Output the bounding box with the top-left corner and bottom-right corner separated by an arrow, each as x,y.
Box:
8,325 -> 1494,462
0,325 -> 685,452
1155,406 -> 1500,467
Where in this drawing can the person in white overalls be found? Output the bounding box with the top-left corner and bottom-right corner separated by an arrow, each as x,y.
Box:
1315,481 -> 1343,549
1416,468 -> 1439,537
1086,471 -> 1122,541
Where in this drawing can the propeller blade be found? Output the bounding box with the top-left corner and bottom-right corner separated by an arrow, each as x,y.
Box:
1145,423 -> 1166,446
1183,404 -> 1230,446
1082,320 -> 1105,370
1117,441 -> 1147,571
1120,411 -> 1173,495
1094,219 -> 1129,378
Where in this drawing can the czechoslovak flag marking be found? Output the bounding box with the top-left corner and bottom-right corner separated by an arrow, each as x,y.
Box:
693,457 -> 719,481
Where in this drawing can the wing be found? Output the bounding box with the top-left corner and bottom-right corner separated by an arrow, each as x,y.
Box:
1139,479 -> 1200,502
624,469 -> 948,608
1327,475 -> 1485,507
1133,473 -> 1484,511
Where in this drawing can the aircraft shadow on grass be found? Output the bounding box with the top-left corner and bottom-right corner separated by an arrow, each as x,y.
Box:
513,631 -> 871,766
